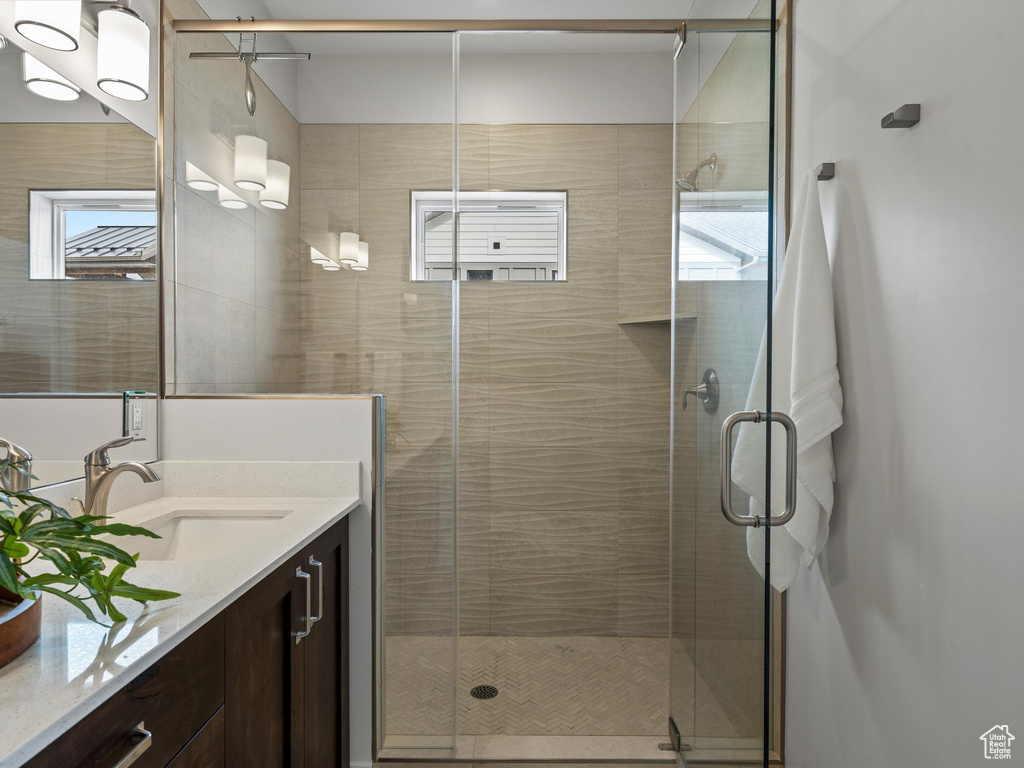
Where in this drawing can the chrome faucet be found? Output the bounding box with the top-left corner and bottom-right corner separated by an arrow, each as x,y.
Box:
83,436 -> 161,521
0,437 -> 33,493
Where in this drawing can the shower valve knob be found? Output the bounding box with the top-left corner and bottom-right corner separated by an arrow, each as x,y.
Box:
682,368 -> 720,414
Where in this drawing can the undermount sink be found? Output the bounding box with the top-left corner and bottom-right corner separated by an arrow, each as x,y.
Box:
114,509 -> 294,561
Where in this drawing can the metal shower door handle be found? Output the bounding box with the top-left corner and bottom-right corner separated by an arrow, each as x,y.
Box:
720,410 -> 798,528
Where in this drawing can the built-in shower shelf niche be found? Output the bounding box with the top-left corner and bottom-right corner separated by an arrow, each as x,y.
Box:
617,312 -> 697,326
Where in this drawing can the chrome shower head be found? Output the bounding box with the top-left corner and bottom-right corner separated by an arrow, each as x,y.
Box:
676,152 -> 717,191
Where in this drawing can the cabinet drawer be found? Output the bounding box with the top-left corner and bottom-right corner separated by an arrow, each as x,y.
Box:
26,615 -> 225,768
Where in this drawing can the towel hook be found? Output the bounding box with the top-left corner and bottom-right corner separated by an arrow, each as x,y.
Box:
817,163 -> 835,181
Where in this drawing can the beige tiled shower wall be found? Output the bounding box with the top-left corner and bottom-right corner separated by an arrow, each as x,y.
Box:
298,123 -> 675,638
166,0 -> 303,393
0,123 -> 157,393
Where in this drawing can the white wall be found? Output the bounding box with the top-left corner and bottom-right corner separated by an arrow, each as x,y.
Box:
161,397 -> 378,768
787,2 -> 1024,766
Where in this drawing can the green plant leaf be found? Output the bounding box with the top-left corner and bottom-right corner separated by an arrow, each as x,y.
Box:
112,580 -> 181,603
99,523 -> 162,539
0,552 -> 20,594
21,533 -> 137,567
22,573 -> 80,588
1,535 -> 30,560
34,585 -> 100,624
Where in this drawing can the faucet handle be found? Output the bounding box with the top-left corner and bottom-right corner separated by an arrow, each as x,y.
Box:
0,437 -> 32,464
85,436 -> 135,466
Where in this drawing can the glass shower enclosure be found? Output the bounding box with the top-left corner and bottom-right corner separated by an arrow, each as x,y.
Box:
169,4 -> 786,765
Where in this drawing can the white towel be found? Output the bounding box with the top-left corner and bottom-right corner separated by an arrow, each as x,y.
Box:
732,168 -> 843,592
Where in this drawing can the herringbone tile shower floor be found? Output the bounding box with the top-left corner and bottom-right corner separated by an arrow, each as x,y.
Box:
385,636 -> 737,738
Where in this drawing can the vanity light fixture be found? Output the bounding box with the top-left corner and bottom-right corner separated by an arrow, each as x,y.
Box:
353,241 -> 369,272
217,184 -> 248,210
23,53 -> 81,101
234,135 -> 267,191
96,3 -> 151,101
337,232 -> 359,265
323,264 -> 341,271
185,161 -> 219,192
14,0 -> 82,52
259,160 -> 290,209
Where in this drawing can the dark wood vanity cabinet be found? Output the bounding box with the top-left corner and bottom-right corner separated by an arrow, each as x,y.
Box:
225,519 -> 349,768
25,517 -> 349,768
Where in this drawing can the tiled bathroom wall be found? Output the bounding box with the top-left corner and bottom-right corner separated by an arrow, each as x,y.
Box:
0,123 -> 157,392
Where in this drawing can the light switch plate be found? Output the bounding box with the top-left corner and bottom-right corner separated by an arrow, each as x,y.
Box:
123,390 -> 149,441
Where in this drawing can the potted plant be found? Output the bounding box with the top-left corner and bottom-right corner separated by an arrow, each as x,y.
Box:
0,461 -> 179,668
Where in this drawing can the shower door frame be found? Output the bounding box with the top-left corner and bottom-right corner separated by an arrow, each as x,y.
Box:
167,13 -> 789,763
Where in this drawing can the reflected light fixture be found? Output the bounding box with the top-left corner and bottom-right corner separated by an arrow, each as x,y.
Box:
259,160 -> 290,209
0,34 -> 8,51
337,232 -> 359,265
310,246 -> 340,271
234,135 -> 267,191
217,185 -> 248,209
14,0 -> 82,52
353,241 -> 369,271
96,3 -> 151,101
310,247 -> 332,265
23,53 -> 81,101
185,161 -> 219,192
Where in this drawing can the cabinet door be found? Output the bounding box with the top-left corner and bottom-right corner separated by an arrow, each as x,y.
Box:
225,552 -> 308,768
303,519 -> 349,768
166,707 -> 226,768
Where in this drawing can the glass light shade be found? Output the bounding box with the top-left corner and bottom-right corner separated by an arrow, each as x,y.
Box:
259,160 -> 290,209
352,241 -> 369,271
337,232 -> 359,265
185,161 -> 218,192
23,53 -> 80,101
96,7 -> 150,101
15,0 -> 81,51
234,135 -> 267,191
217,185 -> 248,210
323,264 -> 341,271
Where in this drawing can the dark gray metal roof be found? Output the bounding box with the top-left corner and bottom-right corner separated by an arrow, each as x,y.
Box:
65,225 -> 157,260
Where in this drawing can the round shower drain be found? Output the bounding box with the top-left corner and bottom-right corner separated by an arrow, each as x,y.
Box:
470,685 -> 498,700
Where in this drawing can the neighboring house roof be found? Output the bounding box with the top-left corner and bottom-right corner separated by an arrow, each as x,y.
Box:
64,225 -> 156,278
65,225 -> 157,261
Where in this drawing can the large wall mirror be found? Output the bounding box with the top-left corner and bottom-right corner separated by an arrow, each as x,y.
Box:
0,0 -> 159,490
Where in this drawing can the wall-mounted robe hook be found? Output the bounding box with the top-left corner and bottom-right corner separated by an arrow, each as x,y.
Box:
881,104 -> 920,128
817,163 -> 836,181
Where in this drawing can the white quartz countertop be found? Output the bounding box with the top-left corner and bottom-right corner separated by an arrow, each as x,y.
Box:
0,494 -> 359,768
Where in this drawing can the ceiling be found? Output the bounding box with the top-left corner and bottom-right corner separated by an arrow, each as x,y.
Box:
188,0 -> 761,124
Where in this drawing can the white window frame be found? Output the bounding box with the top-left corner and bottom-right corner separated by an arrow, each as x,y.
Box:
410,190 -> 567,282
29,189 -> 157,280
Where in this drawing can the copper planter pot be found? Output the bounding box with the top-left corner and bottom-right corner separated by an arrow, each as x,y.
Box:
0,585 -> 41,669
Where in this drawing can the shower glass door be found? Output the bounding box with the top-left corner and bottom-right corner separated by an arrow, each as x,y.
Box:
669,7 -> 781,765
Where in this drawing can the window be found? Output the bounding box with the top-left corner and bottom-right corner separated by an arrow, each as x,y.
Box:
677,191 -> 768,281
411,191 -> 567,281
29,190 -> 157,280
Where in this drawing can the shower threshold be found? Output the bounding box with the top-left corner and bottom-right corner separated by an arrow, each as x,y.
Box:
378,734 -> 674,762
